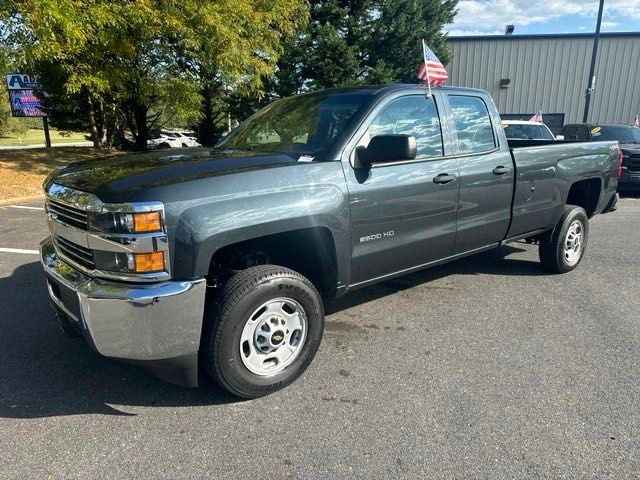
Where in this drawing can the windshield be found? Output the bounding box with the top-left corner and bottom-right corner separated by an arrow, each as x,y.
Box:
593,126 -> 640,143
503,123 -> 554,140
217,91 -> 372,155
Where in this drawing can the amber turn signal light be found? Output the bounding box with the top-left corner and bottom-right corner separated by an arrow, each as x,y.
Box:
133,211 -> 162,233
133,252 -> 165,272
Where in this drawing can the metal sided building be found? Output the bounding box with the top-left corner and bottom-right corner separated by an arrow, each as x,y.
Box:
447,32 -> 640,132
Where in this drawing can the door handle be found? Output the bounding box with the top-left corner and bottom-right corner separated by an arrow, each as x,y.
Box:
433,173 -> 456,184
492,166 -> 510,175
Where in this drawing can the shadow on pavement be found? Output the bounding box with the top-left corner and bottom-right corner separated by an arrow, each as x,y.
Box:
328,244 -> 544,314
0,261 -> 237,419
0,245 -> 542,418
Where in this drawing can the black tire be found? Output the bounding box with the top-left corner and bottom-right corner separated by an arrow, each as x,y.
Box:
202,265 -> 324,399
158,142 -> 171,149
539,205 -> 589,273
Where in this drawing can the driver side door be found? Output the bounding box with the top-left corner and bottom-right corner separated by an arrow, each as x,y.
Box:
342,93 -> 460,287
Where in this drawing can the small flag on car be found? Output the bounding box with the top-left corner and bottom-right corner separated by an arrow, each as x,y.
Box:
529,111 -> 543,123
633,115 -> 640,127
417,40 -> 448,89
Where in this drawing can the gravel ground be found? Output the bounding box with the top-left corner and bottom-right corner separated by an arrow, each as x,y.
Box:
0,197 -> 639,479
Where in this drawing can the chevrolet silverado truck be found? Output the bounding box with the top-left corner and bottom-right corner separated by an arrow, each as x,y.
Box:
40,85 -> 621,398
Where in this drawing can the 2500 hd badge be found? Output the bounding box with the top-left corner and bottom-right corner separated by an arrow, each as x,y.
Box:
360,231 -> 395,243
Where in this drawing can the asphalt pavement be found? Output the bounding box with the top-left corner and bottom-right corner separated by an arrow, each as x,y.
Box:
1,198 -> 639,479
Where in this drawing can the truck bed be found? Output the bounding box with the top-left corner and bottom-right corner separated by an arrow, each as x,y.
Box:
507,140 -> 618,238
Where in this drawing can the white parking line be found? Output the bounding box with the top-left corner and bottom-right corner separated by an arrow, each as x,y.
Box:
8,205 -> 44,211
0,247 -> 39,255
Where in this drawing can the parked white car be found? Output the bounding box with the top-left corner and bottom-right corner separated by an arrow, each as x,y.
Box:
148,131 -> 201,149
501,120 -> 561,141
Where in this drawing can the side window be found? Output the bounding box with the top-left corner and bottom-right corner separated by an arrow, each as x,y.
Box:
448,96 -> 496,154
362,96 -> 444,158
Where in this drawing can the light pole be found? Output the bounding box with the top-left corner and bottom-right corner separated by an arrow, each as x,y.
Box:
582,0 -> 605,123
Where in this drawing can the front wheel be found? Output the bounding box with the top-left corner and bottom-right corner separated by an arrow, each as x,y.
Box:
202,265 -> 324,398
539,205 -> 589,273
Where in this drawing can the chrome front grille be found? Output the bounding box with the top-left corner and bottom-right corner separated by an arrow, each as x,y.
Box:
46,198 -> 89,230
55,236 -> 96,270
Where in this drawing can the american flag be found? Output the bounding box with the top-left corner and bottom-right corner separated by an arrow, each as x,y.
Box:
633,115 -> 639,127
417,41 -> 448,86
529,111 -> 543,123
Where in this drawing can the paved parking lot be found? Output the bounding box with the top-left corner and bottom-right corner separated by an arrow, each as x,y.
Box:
1,197 -> 639,479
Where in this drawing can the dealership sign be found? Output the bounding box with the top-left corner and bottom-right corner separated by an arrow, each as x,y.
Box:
6,74 -> 39,90
5,74 -> 45,117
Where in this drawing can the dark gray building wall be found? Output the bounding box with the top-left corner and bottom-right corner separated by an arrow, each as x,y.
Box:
447,33 -> 640,125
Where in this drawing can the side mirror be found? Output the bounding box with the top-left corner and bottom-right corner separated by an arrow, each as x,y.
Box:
555,135 -> 565,141
355,134 -> 417,168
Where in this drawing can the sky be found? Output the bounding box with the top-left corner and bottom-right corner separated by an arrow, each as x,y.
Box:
446,0 -> 640,36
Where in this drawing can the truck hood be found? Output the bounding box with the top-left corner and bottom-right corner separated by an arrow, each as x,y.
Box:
47,148 -> 298,203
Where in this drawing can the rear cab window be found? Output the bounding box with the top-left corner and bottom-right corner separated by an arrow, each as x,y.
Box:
359,95 -> 444,159
448,95 -> 497,154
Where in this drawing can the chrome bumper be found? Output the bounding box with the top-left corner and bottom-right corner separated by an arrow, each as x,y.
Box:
40,236 -> 207,386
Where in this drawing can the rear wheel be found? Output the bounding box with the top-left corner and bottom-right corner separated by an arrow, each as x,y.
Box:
203,265 -> 324,398
539,205 -> 589,273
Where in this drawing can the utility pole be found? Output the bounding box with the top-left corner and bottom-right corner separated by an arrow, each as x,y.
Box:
582,0 -> 605,123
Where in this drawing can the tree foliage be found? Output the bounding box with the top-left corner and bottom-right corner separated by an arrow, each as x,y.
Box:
0,0 -> 458,148
274,0 -> 458,94
0,0 -> 306,148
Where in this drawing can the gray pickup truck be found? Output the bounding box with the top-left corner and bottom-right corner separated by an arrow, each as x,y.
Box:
40,85 -> 620,398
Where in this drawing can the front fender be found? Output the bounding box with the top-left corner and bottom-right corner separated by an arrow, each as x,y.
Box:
170,162 -> 351,286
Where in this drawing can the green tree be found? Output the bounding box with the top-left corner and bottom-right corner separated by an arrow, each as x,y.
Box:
367,0 -> 458,83
274,0 -> 458,94
172,0 -> 308,146
1,0 -> 306,149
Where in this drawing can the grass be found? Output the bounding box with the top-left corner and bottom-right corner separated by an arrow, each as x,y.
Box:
0,129 -> 90,147
0,147 -> 123,201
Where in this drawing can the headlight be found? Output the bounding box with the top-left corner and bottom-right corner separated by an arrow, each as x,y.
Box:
88,205 -> 168,276
132,212 -> 162,232
89,211 -> 163,234
93,251 -> 166,273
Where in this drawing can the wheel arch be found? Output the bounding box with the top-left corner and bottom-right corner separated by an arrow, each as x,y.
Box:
205,226 -> 341,298
565,177 -> 602,218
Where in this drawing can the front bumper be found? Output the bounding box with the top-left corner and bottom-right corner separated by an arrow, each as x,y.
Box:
40,237 -> 206,387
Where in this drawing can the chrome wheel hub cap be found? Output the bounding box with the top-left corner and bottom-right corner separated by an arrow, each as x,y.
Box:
240,298 -> 307,376
564,220 -> 584,266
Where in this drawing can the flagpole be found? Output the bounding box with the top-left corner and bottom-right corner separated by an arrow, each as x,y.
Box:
422,39 -> 432,97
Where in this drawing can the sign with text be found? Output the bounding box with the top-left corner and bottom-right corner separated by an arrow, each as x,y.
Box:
6,74 -> 40,90
5,73 -> 44,117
